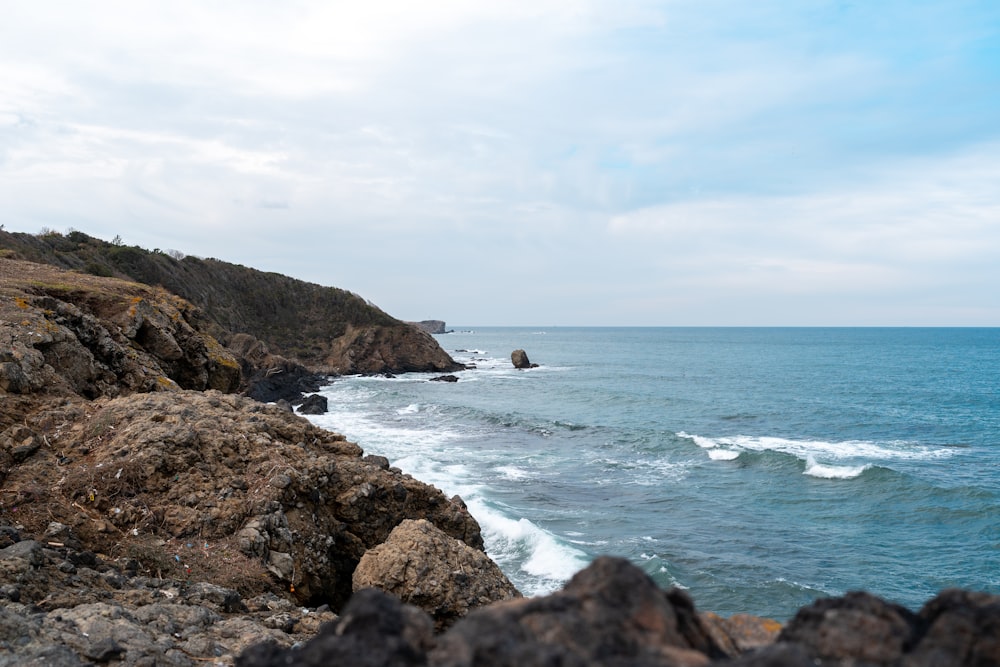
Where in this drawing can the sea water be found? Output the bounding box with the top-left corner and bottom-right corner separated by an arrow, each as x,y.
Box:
304,327 -> 1000,620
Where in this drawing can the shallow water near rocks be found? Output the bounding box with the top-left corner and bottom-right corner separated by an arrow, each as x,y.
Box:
305,327 -> 1000,620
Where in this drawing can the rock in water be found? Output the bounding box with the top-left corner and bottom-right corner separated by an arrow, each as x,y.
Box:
353,519 -> 521,631
296,393 -> 329,414
510,349 -> 538,369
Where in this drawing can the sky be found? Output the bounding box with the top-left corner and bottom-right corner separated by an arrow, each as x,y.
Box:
2,1 -> 999,326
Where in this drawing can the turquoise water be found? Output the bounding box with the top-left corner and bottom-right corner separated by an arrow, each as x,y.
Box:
305,327 -> 1000,620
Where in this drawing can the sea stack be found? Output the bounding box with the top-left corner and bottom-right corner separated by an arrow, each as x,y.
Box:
511,349 -> 539,369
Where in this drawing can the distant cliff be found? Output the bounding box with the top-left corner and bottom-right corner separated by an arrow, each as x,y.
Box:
0,230 -> 462,375
410,320 -> 449,334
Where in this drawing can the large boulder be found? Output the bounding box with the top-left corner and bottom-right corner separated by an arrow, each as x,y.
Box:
510,349 -> 538,369
243,557 -> 726,666
296,394 -> 329,415
324,324 -> 465,375
730,587 -> 1000,666
353,519 -> 521,630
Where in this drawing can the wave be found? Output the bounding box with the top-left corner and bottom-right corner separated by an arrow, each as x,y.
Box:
677,431 -> 951,478
467,498 -> 590,596
803,455 -> 871,479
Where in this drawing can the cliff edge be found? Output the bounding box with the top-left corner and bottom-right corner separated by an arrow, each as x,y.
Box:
0,230 -> 462,376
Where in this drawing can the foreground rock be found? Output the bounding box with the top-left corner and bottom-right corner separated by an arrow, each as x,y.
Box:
1,390 -> 482,611
353,519 -> 521,631
242,556 -> 1000,666
0,526 -> 336,666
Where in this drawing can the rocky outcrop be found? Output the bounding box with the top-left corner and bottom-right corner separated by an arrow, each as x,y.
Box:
325,324 -> 465,375
296,394 -> 329,415
510,349 -> 538,369
0,523 -> 338,666
1,230 -> 465,377
731,588 -> 1000,666
411,320 -> 449,335
1,390 -> 482,611
353,519 -> 521,631
241,556 -> 1000,667
226,332 -> 325,403
0,258 -> 241,412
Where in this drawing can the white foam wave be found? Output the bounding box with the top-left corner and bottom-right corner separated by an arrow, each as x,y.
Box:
496,465 -> 530,480
803,456 -> 870,479
305,381 -> 586,597
708,449 -> 740,461
679,431 -> 953,466
468,498 -> 589,594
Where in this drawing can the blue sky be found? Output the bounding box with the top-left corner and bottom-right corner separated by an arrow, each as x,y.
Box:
2,1 -> 998,325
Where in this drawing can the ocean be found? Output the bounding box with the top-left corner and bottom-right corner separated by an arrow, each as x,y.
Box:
304,327 -> 1000,620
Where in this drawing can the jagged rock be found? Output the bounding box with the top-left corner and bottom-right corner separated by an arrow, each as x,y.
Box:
296,394 -> 329,415
730,587 -> 1000,666
326,324 -> 465,375
238,587 -> 434,667
0,518 -> 342,665
510,349 -> 538,369
699,612 -> 782,658
430,375 -> 459,383
353,519 -> 521,630
410,320 -> 448,335
228,333 -> 324,403
430,556 -> 722,666
0,390 -> 483,611
0,259 -> 241,407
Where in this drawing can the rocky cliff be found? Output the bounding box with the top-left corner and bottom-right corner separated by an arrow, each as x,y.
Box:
0,230 -> 462,375
0,255 -> 499,663
2,236 -> 997,666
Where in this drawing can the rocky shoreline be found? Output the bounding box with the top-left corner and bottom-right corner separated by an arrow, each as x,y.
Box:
2,248 -> 998,666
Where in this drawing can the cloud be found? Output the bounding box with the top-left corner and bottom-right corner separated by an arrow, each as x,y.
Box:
1,1 -> 998,324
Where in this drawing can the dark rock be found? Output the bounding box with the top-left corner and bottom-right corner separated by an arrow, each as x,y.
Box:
510,349 -> 538,369
296,394 -> 329,415
905,588 -> 1000,666
364,455 -> 391,470
237,588 -> 433,667
82,637 -> 124,662
430,375 -> 459,383
776,590 -> 919,664
430,556 -> 719,666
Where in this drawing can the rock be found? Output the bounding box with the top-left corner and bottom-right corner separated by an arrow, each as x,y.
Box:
296,394 -> 329,415
906,588 -> 1000,666
0,390 -> 484,611
410,320 -> 449,335
353,519 -> 521,630
238,588 -> 434,667
430,556 -> 722,666
0,523 -> 337,666
699,612 -> 782,657
775,590 -> 919,664
0,259 -> 241,404
325,324 -> 465,375
730,587 -> 1000,666
430,375 -> 459,383
510,349 -> 538,369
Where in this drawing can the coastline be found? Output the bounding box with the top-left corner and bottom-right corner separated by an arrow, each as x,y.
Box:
1,242 -> 997,664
